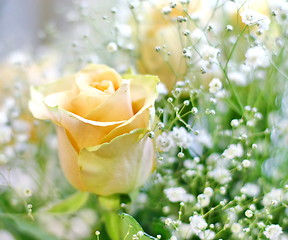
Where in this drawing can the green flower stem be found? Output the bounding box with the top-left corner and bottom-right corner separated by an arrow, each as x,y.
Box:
98,195 -> 121,240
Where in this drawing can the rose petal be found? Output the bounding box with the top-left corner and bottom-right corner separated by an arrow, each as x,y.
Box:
84,80 -> 134,122
57,126 -> 87,191
69,92 -> 109,117
76,64 -> 122,92
77,129 -> 156,196
41,106 -> 123,150
30,88 -> 124,150
101,108 -> 150,143
101,74 -> 159,142
29,75 -> 74,120
124,74 -> 159,115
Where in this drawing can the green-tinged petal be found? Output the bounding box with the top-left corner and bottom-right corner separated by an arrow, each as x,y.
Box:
77,129 -> 155,196
123,74 -> 159,115
29,75 -> 75,120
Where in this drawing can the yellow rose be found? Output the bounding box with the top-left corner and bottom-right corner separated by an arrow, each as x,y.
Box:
29,64 -> 159,196
137,0 -> 205,91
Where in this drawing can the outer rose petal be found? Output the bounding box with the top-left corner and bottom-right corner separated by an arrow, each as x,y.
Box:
29,80 -> 127,150
77,129 -> 156,196
57,126 -> 86,190
30,87 -> 125,150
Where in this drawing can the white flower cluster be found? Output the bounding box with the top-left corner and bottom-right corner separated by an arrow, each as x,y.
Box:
240,9 -> 271,33
209,78 -> 222,94
264,224 -> 283,240
164,187 -> 194,203
270,0 -> 288,23
245,46 -> 270,68
156,127 -> 192,152
199,45 -> 220,73
189,215 -> 207,235
262,188 -> 286,207
222,143 -> 244,160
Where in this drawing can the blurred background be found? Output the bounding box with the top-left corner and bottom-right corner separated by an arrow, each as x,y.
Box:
0,0 -> 116,59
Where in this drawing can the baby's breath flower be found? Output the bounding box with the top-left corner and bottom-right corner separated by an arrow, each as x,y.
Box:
183,100 -> 190,106
189,215 -> 207,235
222,144 -> 244,159
156,132 -> 174,152
228,71 -> 248,86
171,127 -> 192,148
197,194 -> 210,208
264,224 -> 283,240
162,6 -> 172,15
231,223 -> 242,234
106,42 -> 118,53
157,83 -> 168,95
164,187 -> 194,203
231,119 -> 240,128
240,9 -> 271,31
204,187 -> 214,197
242,159 -> 251,168
263,189 -> 284,207
245,210 -> 253,218
191,107 -> 198,114
209,78 -> 222,94
199,229 -> 215,240
241,183 -> 260,197
245,46 -> 270,68
201,45 -> 220,63
165,218 -> 173,226
208,167 -> 231,184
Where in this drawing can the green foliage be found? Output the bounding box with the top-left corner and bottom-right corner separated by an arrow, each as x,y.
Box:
44,191 -> 89,214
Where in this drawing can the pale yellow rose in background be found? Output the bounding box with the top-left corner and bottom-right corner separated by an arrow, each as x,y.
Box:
137,0 -> 205,91
0,64 -> 24,97
29,64 -> 159,196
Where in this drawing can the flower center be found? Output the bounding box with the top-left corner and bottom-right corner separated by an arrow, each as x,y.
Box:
90,80 -> 115,94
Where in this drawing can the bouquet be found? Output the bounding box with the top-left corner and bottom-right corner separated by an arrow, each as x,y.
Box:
0,0 -> 287,239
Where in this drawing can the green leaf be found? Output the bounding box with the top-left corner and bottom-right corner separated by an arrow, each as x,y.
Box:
120,213 -> 157,239
45,191 -> 89,214
0,214 -> 59,240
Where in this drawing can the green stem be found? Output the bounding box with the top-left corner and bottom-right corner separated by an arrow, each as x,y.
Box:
98,195 -> 121,240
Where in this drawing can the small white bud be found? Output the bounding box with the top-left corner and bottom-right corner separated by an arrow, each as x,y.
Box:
245,210 -> 253,218
183,100 -> 190,106
191,107 -> 198,114
231,119 -> 240,128
106,42 -> 118,52
242,159 -> 251,168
